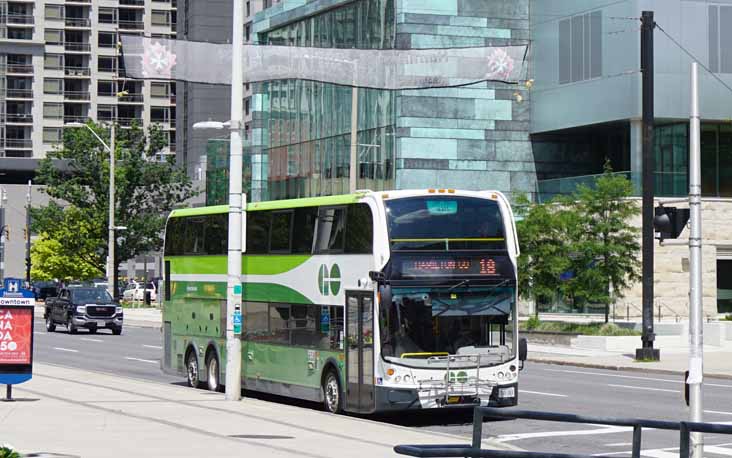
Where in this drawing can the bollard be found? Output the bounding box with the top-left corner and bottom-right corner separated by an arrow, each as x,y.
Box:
4,384 -> 12,402
627,305 -> 630,321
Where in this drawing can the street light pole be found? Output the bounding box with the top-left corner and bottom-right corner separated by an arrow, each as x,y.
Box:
108,122 -> 116,299
224,0 -> 244,401
25,180 -> 31,286
688,61 -> 704,458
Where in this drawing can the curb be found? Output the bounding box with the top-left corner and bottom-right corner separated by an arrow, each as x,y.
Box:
529,357 -> 732,380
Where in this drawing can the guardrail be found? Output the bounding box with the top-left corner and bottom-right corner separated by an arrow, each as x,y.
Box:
394,407 -> 732,458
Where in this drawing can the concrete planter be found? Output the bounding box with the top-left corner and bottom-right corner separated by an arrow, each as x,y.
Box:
522,330 -> 578,346
571,335 -> 684,352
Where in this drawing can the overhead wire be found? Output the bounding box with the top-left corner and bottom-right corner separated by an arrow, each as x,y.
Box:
654,22 -> 732,99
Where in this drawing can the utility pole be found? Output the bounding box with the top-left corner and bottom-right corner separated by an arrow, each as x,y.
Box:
687,61 -> 704,458
349,86 -> 358,193
25,180 -> 31,286
636,11 -> 660,361
224,0 -> 244,401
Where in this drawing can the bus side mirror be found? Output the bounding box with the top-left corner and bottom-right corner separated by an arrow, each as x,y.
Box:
369,271 -> 385,282
518,337 -> 528,370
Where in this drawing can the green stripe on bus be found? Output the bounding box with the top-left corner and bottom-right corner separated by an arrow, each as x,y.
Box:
170,205 -> 228,217
167,255 -> 311,275
243,283 -> 313,304
169,193 -> 366,219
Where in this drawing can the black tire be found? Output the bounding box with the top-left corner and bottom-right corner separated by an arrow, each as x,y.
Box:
45,315 -> 56,333
68,320 -> 77,334
112,327 -> 122,336
88,327 -> 97,334
186,350 -> 201,388
206,353 -> 221,392
322,370 -> 343,414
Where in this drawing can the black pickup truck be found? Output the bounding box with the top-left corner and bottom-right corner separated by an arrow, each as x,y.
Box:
45,287 -> 124,335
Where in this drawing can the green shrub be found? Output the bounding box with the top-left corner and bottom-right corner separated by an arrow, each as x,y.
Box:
526,315 -> 541,330
0,444 -> 21,458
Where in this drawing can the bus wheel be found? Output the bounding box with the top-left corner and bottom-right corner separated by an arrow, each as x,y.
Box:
186,351 -> 201,388
322,370 -> 343,414
206,353 -> 221,392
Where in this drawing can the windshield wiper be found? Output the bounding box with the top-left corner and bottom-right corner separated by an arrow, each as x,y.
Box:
448,279 -> 469,291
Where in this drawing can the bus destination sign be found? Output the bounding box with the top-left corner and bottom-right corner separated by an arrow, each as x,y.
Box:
401,256 -> 500,277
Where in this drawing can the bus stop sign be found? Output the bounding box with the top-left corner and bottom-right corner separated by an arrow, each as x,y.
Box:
0,278 -> 36,391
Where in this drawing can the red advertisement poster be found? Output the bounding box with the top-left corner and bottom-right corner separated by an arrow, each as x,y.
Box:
0,308 -> 32,365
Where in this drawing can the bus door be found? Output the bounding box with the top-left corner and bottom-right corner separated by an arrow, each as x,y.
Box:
345,291 -> 374,413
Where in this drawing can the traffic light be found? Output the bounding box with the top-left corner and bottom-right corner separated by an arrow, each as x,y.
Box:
653,206 -> 690,241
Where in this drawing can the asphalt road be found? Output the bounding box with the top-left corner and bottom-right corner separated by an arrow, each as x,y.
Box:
31,319 -> 732,456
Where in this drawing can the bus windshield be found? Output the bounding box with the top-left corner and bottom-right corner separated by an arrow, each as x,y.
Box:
385,196 -> 506,251
379,286 -> 515,368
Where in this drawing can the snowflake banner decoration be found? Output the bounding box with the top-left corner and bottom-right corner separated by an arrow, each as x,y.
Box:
485,48 -> 515,81
141,41 -> 177,79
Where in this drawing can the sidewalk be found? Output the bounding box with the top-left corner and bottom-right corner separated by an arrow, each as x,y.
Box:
529,342 -> 732,378
33,305 -> 162,329
1,363 -> 513,458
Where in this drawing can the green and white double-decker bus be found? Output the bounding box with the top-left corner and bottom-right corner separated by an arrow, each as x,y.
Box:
161,189 -> 526,414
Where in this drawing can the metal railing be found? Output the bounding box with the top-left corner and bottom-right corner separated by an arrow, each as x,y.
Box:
64,66 -> 91,76
3,14 -> 34,25
119,0 -> 145,5
395,407 -> 732,458
4,64 -> 33,74
118,93 -> 144,103
5,139 -> 33,148
5,89 -> 33,98
63,115 -> 88,124
64,42 -> 91,52
5,113 -> 33,123
65,17 -> 91,27
118,20 -> 144,29
64,91 -> 91,101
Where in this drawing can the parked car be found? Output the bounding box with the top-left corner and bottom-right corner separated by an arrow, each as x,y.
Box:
122,282 -> 157,303
45,287 -> 123,335
32,281 -> 59,301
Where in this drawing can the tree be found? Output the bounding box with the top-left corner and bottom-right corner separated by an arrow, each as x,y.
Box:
515,194 -> 580,311
517,163 -> 641,321
32,121 -> 197,294
572,162 -> 641,322
30,233 -> 99,282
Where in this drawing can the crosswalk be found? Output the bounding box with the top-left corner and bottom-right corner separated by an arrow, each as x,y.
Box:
596,442 -> 732,457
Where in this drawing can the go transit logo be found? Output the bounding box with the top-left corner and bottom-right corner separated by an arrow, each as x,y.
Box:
318,264 -> 341,296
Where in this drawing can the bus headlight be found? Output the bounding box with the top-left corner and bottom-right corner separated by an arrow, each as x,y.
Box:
496,371 -> 505,380
394,376 -> 401,383
403,374 -> 412,383
498,387 -> 515,398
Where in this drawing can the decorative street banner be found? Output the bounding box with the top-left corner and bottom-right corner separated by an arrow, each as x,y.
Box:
120,35 -> 528,89
0,308 -> 32,365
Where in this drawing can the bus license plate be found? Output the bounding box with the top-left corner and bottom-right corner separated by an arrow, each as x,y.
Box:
499,387 -> 515,398
447,396 -> 461,404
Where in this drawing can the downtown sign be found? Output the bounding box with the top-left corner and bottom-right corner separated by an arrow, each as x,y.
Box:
0,278 -> 35,385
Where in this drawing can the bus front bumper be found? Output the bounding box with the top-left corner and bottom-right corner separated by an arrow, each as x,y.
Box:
374,382 -> 518,411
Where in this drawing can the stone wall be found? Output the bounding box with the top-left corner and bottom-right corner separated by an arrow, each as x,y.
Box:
620,199 -> 732,320
393,0 -> 536,199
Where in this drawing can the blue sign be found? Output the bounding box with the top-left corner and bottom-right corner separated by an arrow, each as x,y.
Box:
320,307 -> 330,333
233,308 -> 242,335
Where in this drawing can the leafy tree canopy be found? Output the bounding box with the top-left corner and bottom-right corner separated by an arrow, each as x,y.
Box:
517,161 -> 641,321
31,121 -> 197,287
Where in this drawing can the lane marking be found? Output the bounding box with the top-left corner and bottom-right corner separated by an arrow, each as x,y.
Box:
81,338 -> 103,343
124,357 -> 158,364
521,389 -> 568,398
705,446 -> 732,456
497,425 -> 627,442
607,384 -> 677,393
641,450 -> 679,458
605,443 -> 633,447
53,347 -> 79,353
143,345 -> 162,349
542,368 -> 732,388
34,332 -> 45,335
706,410 -> 732,416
